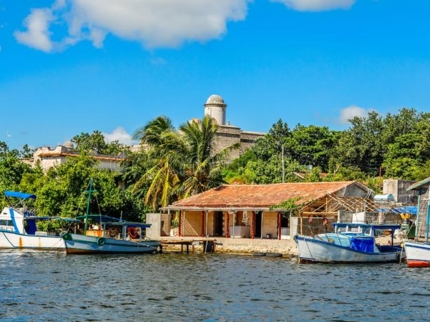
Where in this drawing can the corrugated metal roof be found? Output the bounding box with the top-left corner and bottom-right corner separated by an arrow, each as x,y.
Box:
406,177 -> 430,191
169,181 -> 365,210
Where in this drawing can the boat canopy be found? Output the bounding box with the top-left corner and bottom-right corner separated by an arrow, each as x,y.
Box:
332,223 -> 401,230
24,216 -> 80,222
4,190 -> 36,200
109,222 -> 151,228
75,214 -> 151,228
76,214 -> 123,223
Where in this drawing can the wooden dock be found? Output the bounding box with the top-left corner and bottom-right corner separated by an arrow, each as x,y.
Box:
160,239 -> 218,253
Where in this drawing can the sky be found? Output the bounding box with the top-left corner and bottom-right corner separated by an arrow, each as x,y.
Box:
1,0 -> 430,150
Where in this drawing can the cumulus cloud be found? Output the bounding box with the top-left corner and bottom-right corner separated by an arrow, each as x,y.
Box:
271,0 -> 355,11
339,105 -> 373,124
14,8 -> 55,52
15,0 -> 250,52
103,127 -> 135,146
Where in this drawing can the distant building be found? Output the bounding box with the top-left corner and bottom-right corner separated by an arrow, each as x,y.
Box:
383,179 -> 418,205
25,94 -> 264,171
27,143 -> 125,173
204,94 -> 265,161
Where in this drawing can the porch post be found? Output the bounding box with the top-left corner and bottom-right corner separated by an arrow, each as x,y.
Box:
205,210 -> 208,238
178,211 -> 182,237
278,212 -> 282,240
261,212 -> 264,239
225,211 -> 230,238
251,211 -> 255,239
201,211 -> 205,237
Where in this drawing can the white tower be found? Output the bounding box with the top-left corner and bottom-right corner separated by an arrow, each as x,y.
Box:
204,94 -> 226,125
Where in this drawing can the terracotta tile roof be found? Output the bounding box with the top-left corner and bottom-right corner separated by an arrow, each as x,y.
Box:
170,181 -> 364,210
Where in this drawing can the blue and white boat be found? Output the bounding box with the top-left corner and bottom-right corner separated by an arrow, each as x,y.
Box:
0,191 -> 73,250
403,178 -> 430,267
294,222 -> 403,263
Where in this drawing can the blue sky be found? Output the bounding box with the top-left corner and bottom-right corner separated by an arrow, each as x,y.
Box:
1,0 -> 430,150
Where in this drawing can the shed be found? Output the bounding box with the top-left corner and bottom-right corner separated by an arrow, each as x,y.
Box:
374,194 -> 395,204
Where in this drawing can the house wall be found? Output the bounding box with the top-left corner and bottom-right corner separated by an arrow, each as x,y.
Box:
383,179 -> 418,205
39,156 -> 67,172
261,211 -> 278,239
214,126 -> 264,162
339,184 -> 373,198
182,211 -> 204,236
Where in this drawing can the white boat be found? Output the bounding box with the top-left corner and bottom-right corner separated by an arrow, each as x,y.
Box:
403,178 -> 430,267
0,191 -> 71,250
294,222 -> 403,263
62,180 -> 162,255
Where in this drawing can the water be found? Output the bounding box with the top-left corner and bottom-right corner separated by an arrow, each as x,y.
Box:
0,251 -> 429,322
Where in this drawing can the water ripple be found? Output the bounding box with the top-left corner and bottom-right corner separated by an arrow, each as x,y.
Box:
0,251 -> 429,320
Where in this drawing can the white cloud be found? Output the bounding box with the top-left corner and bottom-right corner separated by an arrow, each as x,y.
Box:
271,0 -> 355,11
14,8 -> 55,52
70,0 -> 249,48
339,105 -> 373,124
103,127 -> 135,146
15,0 -> 250,51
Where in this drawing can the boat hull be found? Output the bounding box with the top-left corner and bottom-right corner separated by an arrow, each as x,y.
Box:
0,230 -> 65,250
404,242 -> 430,267
295,235 -> 400,263
63,233 -> 160,254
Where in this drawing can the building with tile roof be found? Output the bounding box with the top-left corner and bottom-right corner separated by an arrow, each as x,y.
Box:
162,181 -> 377,240
25,144 -> 125,173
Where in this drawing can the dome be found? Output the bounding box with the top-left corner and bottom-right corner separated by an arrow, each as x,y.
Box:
206,94 -> 225,105
63,141 -> 74,149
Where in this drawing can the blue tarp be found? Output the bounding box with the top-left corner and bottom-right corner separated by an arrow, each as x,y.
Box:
350,237 -> 374,253
4,190 -> 36,200
376,206 -> 417,215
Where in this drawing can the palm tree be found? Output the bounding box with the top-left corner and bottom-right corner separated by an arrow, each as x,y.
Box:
132,115 -> 237,210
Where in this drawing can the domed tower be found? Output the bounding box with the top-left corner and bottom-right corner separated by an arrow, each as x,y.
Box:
204,94 -> 226,125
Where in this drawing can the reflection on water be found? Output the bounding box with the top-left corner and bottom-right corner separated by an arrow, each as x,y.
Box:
0,250 -> 428,321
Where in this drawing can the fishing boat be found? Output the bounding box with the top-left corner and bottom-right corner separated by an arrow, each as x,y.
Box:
62,180 -> 162,255
403,177 -> 430,267
0,190 -> 74,250
294,222 -> 403,263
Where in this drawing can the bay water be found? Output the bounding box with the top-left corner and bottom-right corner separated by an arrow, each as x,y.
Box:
0,250 -> 429,321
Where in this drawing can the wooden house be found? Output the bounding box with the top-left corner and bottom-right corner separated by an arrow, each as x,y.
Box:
163,181 -> 377,239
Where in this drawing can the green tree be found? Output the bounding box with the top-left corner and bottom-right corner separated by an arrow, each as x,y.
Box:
133,115 -> 231,210
333,111 -> 385,176
72,130 -> 124,155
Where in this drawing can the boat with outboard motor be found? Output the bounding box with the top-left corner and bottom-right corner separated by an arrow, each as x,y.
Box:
294,222 -> 403,263
0,190 -> 75,250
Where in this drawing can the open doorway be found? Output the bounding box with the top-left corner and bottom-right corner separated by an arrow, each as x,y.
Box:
214,211 -> 224,237
255,211 -> 262,238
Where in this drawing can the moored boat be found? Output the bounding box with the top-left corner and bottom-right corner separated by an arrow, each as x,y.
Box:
403,178 -> 430,267
62,179 -> 161,255
62,219 -> 161,254
0,191 -> 73,250
295,222 -> 403,263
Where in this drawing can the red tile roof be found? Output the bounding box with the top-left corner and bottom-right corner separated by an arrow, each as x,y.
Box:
169,181 -> 365,210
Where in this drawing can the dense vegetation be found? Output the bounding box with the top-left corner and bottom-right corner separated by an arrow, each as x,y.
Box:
1,107 -> 430,221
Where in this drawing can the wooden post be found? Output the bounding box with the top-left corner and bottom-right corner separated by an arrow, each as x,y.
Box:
278,212 -> 282,240
178,211 -> 182,237
201,211 -> 205,237
226,211 -> 230,238
251,211 -> 255,239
